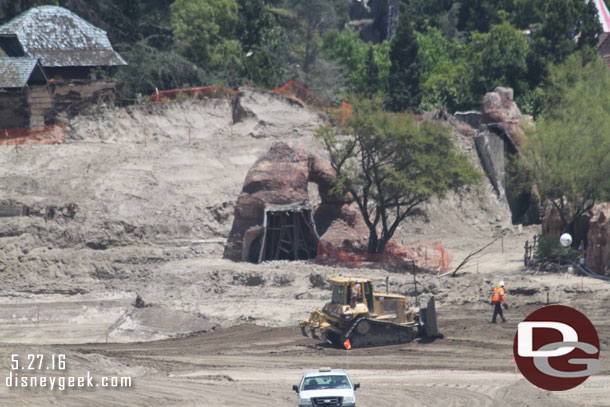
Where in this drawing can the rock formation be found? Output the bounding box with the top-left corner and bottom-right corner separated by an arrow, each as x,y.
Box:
222,140 -> 339,261
586,205 -> 610,275
349,0 -> 400,43
542,203 -> 610,276
480,87 -> 527,141
474,87 -> 539,225
224,140 -> 450,273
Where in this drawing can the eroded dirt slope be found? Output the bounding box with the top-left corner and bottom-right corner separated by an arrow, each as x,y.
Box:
1,90 -> 608,406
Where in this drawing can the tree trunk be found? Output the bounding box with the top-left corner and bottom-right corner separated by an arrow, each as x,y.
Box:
366,230 -> 390,254
377,237 -> 388,254
367,229 -> 379,254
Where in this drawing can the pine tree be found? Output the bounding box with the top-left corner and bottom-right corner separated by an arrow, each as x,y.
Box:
526,0 -> 601,88
577,0 -> 603,50
364,46 -> 379,96
387,4 -> 422,112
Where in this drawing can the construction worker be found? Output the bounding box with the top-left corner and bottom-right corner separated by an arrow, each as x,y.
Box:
491,281 -> 508,323
578,240 -> 585,266
351,283 -> 363,305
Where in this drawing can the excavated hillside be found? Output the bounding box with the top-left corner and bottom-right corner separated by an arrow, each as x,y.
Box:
0,89 -> 510,295
1,89 -> 609,407
0,86 -> 520,342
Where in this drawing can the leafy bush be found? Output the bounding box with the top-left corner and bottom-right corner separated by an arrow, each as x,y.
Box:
535,234 -> 577,262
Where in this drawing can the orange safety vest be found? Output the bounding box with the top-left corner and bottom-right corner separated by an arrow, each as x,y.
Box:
491,286 -> 505,303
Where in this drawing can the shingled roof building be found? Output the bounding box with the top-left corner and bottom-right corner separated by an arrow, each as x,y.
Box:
0,6 -> 126,128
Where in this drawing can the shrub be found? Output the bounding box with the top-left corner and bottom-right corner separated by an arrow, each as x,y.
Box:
535,234 -> 577,263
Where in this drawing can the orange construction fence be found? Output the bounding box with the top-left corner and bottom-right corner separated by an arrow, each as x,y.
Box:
272,81 -> 353,124
147,81 -> 353,120
0,123 -> 66,146
271,80 -> 334,110
316,240 -> 451,274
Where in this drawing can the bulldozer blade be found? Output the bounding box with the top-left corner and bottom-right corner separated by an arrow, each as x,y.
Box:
421,296 -> 440,338
300,324 -> 309,337
310,329 -> 319,340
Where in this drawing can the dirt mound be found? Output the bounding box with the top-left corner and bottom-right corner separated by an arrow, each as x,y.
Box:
0,90 -> 326,291
232,87 -> 327,139
108,305 -> 218,341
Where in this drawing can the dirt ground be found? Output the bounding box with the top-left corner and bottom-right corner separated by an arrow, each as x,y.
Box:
0,91 -> 608,406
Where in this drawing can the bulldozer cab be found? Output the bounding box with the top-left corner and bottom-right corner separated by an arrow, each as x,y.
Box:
330,278 -> 374,312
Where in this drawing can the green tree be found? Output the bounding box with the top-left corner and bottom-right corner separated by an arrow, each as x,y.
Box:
363,46 -> 379,96
234,0 -> 283,88
436,2 -> 463,40
374,41 -> 392,99
578,0 -> 603,50
387,5 -> 421,112
112,41 -> 210,97
457,0 -> 515,33
469,22 -> 529,100
529,0 -> 578,65
526,0 -> 601,87
317,98 -> 481,254
511,0 -> 545,28
323,28 -> 368,86
236,0 -> 273,50
405,0 -> 450,29
421,63 -> 472,112
417,28 -> 455,84
404,0 -> 468,40
282,0 -> 348,87
170,0 -> 241,70
516,87 -> 545,118
322,28 -> 390,99
416,27 -> 474,111
521,55 -> 610,235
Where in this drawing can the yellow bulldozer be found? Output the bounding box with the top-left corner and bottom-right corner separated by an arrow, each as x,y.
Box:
300,276 -> 440,347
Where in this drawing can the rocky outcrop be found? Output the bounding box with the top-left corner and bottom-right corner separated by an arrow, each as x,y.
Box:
542,203 -> 610,275
454,111 -> 481,130
586,205 -> 610,275
423,109 -> 476,137
349,0 -> 400,43
315,202 -> 370,254
474,126 -> 509,200
541,203 -> 590,245
223,140 -> 339,261
224,140 -> 450,273
474,87 -> 539,224
480,87 -> 531,142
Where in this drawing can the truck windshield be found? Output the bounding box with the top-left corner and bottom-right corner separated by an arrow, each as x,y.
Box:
302,375 -> 351,390
331,285 -> 345,304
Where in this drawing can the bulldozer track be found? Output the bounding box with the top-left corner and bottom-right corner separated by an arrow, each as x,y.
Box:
345,318 -> 418,348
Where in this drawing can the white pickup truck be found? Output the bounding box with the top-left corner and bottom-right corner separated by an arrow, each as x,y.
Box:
292,367 -> 360,407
